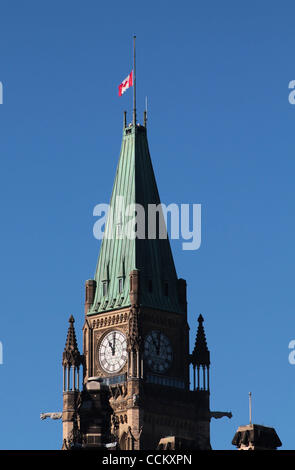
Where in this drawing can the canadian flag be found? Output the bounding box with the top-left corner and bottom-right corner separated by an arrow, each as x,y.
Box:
118,70 -> 133,96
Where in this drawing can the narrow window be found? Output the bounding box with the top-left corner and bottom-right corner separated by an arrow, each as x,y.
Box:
118,278 -> 124,293
148,280 -> 153,293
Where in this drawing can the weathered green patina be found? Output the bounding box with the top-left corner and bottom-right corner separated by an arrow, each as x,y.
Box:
88,121 -> 184,315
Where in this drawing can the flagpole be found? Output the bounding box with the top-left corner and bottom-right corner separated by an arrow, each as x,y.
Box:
133,35 -> 136,126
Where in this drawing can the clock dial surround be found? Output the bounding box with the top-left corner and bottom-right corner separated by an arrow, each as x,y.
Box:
98,330 -> 127,373
144,330 -> 173,374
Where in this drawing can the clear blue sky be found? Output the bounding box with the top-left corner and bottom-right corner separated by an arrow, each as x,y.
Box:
0,0 -> 294,450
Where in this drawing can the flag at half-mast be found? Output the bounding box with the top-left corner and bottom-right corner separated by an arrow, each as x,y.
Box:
118,70 -> 133,96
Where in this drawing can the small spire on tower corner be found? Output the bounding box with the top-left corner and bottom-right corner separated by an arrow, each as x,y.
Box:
63,315 -> 81,367
192,314 -> 210,365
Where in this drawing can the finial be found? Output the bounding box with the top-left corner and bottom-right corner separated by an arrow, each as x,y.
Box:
198,314 -> 204,323
249,392 -> 252,425
69,315 -> 75,324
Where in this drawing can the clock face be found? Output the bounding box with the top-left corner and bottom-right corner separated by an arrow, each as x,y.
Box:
144,330 -> 173,374
99,330 -> 127,373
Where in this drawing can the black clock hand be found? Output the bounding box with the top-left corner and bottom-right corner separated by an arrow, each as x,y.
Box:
108,340 -> 114,354
151,334 -> 159,355
151,337 -> 157,351
156,332 -> 161,355
112,332 -> 116,356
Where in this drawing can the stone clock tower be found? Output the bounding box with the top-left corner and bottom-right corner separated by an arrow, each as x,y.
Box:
61,112 -> 213,450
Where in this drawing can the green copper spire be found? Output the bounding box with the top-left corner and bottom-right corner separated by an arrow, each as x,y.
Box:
88,117 -> 184,315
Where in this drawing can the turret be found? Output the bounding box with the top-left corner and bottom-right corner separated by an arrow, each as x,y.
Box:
62,316 -> 83,449
177,278 -> 187,314
191,315 -> 210,392
232,393 -> 282,450
129,269 -> 140,307
232,424 -> 282,450
84,279 -> 96,314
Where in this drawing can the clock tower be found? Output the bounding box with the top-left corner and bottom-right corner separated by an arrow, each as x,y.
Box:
61,112 -> 212,450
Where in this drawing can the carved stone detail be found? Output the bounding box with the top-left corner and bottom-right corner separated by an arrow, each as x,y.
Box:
91,311 -> 128,329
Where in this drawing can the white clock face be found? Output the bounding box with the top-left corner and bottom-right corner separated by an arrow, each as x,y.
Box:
99,330 -> 127,373
144,330 -> 173,374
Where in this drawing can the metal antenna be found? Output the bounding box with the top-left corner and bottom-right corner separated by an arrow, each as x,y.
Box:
144,96 -> 148,127
249,392 -> 252,425
133,35 -> 136,126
